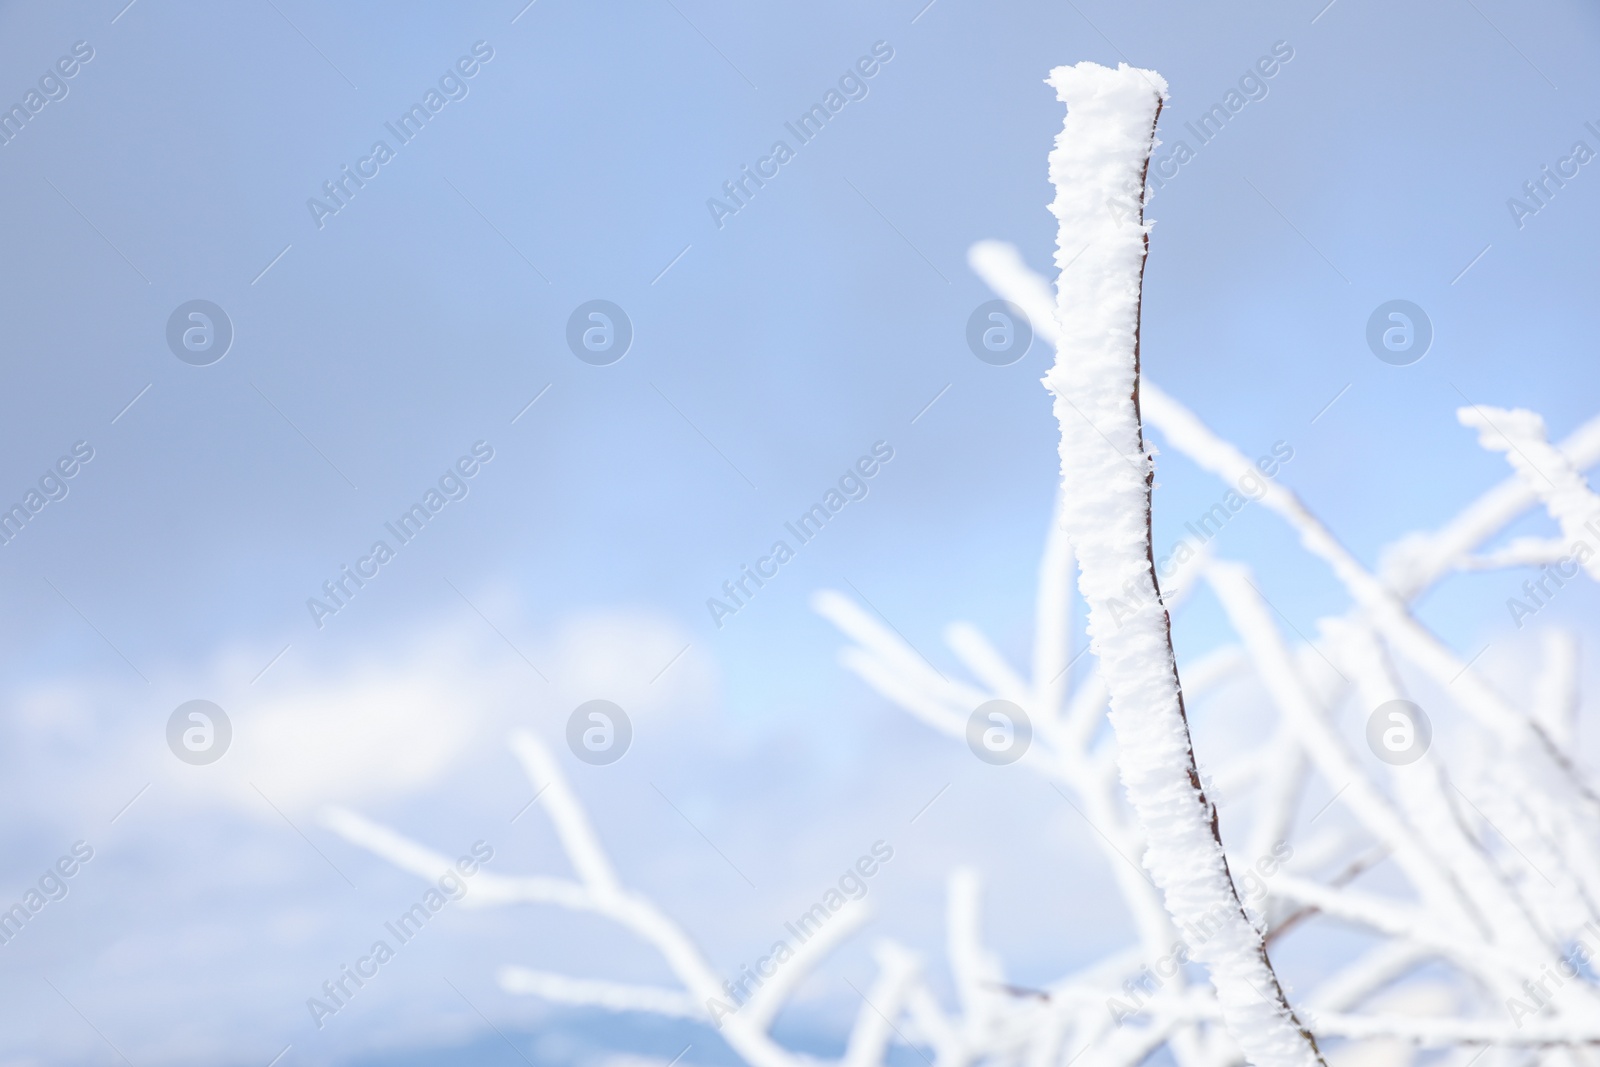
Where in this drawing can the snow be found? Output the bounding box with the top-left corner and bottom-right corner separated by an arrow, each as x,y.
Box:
1044,61 -> 1325,1067
1459,405 -> 1600,580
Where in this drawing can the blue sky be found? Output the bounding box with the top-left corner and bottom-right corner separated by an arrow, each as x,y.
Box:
0,0 -> 1597,1064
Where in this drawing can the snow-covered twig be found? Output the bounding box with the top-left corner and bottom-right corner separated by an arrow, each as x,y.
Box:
1042,61 -> 1322,1067
1459,405 -> 1600,582
325,732 -> 1017,1067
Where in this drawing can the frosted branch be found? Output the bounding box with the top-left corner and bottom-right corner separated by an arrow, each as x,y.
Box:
1044,60 -> 1321,1067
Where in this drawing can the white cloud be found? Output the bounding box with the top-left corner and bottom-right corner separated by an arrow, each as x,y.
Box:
4,606 -> 718,820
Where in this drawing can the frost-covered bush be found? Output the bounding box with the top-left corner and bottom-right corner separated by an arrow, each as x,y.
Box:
327,62 -> 1600,1067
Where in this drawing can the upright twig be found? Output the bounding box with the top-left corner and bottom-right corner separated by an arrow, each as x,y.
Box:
1043,61 -> 1324,1067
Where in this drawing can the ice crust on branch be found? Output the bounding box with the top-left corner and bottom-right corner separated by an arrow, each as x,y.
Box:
1044,61 -> 1324,1067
